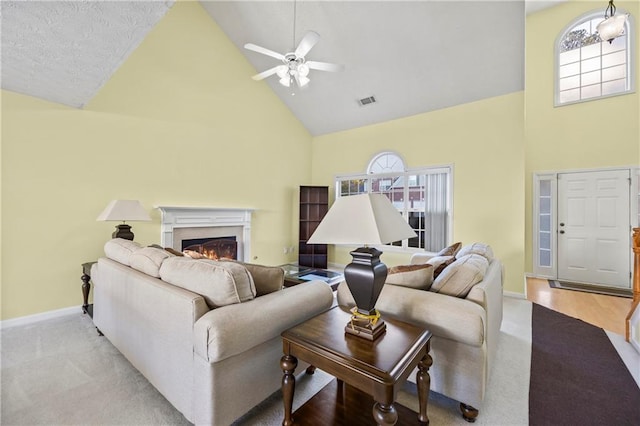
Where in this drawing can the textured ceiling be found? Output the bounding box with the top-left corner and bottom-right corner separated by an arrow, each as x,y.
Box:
1,0 -> 174,108
1,1 -> 565,135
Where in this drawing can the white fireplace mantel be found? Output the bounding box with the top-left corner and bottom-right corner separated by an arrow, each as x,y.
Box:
156,206 -> 253,261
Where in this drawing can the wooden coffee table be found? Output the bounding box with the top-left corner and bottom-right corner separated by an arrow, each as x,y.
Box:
281,306 -> 432,425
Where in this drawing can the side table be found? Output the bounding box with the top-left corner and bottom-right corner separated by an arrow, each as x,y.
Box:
81,261 -> 97,318
281,305 -> 432,425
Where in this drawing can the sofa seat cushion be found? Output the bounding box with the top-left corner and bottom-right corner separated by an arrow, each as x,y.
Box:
386,264 -> 434,290
104,238 -> 142,266
129,246 -> 174,278
430,254 -> 489,298
159,257 -> 256,309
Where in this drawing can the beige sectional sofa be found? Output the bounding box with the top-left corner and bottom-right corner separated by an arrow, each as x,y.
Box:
337,242 -> 503,421
92,239 -> 333,425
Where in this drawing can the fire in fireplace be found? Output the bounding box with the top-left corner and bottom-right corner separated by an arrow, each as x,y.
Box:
182,237 -> 238,261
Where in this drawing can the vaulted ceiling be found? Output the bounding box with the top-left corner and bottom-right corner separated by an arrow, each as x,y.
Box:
1,1 -> 565,136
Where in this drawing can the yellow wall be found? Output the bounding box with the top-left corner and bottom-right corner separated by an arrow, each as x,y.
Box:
524,1 -> 640,272
311,93 -> 526,294
1,2 -> 312,320
5,1 -> 640,320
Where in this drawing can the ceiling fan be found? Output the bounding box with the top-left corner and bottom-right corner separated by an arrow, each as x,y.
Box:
244,30 -> 344,88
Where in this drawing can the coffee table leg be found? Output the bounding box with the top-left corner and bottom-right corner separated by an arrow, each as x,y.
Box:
281,354 -> 298,426
372,402 -> 398,426
417,349 -> 433,425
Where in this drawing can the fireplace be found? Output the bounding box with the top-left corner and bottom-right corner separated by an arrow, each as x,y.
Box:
157,206 -> 253,261
182,237 -> 238,261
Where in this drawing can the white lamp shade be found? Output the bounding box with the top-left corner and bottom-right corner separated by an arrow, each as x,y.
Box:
597,13 -> 628,43
307,193 -> 417,245
96,200 -> 151,222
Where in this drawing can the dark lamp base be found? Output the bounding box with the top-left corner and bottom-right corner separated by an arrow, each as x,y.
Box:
112,224 -> 134,241
344,247 -> 388,316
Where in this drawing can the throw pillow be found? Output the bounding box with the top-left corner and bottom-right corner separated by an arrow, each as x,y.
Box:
183,250 -> 207,259
130,246 -> 173,278
159,257 -> 256,309
163,247 -> 184,257
426,255 -> 456,278
430,254 -> 489,298
457,243 -> 494,261
221,260 -> 284,296
386,264 -> 434,290
104,238 -> 142,266
436,242 -> 462,257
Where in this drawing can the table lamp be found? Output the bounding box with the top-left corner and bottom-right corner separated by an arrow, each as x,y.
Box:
307,193 -> 417,340
96,200 -> 151,240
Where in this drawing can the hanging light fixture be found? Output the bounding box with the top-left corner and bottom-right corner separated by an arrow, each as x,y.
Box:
596,0 -> 629,43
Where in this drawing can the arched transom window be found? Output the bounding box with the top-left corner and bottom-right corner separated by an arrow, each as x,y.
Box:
556,9 -> 634,106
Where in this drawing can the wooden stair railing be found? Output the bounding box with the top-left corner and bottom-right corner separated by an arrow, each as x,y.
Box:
626,228 -> 640,342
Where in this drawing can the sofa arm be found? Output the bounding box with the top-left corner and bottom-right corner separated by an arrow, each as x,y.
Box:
337,282 -> 486,347
194,281 -> 333,363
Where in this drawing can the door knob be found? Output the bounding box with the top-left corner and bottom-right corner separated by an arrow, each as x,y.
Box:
559,230 -> 565,234
560,223 -> 565,226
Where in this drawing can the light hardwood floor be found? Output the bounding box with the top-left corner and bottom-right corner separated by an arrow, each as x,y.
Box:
526,277 -> 633,336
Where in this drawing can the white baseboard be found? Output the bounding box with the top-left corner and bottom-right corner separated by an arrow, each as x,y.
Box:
504,291 -> 526,299
1,306 -> 81,330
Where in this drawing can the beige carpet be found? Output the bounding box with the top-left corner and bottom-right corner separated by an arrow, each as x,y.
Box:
3,298 -> 532,425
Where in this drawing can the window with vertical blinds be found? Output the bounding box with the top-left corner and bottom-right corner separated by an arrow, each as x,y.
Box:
335,152 -> 452,252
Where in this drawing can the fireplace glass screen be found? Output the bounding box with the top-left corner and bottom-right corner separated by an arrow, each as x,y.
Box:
182,237 -> 237,261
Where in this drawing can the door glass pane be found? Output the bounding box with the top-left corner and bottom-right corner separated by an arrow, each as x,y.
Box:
540,232 -> 551,250
540,249 -> 551,267
540,214 -> 551,232
540,197 -> 551,214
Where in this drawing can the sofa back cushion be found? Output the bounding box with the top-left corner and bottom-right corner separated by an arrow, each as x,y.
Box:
130,246 -> 174,278
386,264 -> 434,290
104,238 -> 142,266
457,243 -> 494,261
436,241 -> 462,257
159,257 -> 256,309
430,254 -> 489,298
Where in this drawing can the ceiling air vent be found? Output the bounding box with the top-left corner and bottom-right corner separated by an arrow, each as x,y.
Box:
358,95 -> 376,106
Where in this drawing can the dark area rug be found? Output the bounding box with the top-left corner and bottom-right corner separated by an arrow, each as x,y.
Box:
529,303 -> 640,425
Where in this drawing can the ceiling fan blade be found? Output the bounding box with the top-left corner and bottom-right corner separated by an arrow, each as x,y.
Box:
244,43 -> 285,61
306,61 -> 345,72
294,31 -> 320,58
251,66 -> 281,81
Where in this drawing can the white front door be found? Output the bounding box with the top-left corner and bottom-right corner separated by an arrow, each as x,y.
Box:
557,170 -> 631,288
